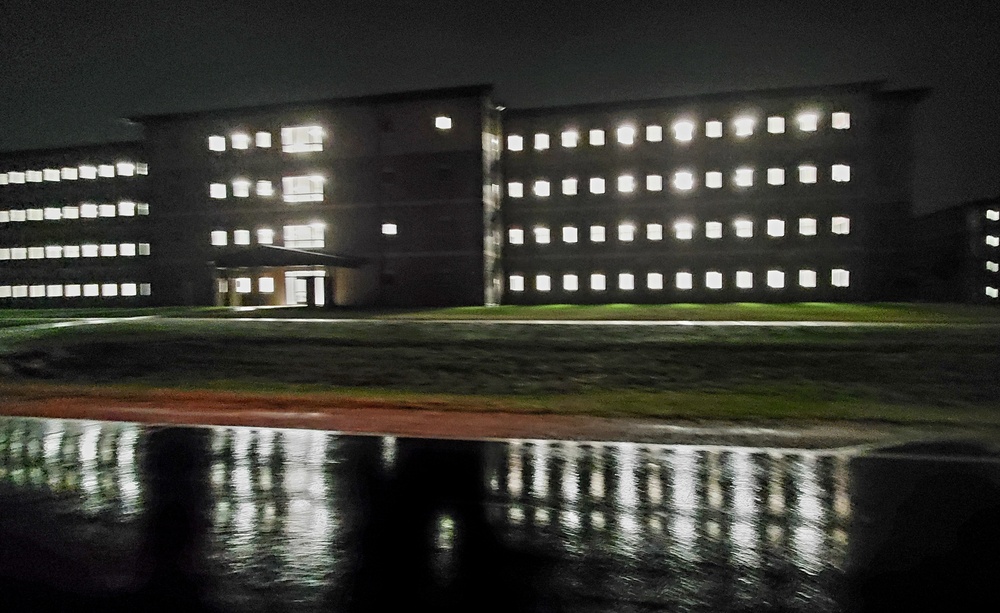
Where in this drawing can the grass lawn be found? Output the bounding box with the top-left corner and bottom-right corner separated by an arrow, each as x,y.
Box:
1,314 -> 998,427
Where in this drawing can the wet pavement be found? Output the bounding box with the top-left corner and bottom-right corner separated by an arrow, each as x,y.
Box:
0,416 -> 998,612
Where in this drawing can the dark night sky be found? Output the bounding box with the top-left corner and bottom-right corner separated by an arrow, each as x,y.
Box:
1,0 -> 997,213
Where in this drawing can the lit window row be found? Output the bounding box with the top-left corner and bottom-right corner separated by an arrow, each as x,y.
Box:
507,217 -> 850,245
210,223 -> 325,249
223,276 -> 279,294
506,165 -> 850,197
509,268 -> 851,292
208,126 -> 323,153
505,112 -> 851,151
0,162 -> 147,186
209,176 -> 324,202
0,202 -> 149,223
0,243 -> 151,260
0,282 -> 151,299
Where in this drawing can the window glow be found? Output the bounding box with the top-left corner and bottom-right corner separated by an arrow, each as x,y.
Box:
986,209 -> 999,221
100,244 -> 117,257
589,129 -> 605,146
647,272 -> 663,290
988,287 -> 999,299
283,223 -> 325,248
986,261 -> 999,273
705,221 -> 723,239
29,284 -> 45,297
234,230 -> 251,245
646,223 -> 663,241
232,277 -> 251,294
619,273 -> 635,290
281,126 -> 324,153
46,284 -> 63,297
81,244 -> 99,258
435,115 -> 452,130
736,270 -> 753,289
232,179 -> 251,198
79,166 -> 97,180
831,268 -> 850,287
28,247 -> 44,259
734,167 -> 754,187
231,133 -> 251,149
509,275 -> 525,292
210,183 -> 227,199
705,171 -> 723,189
831,164 -> 851,182
767,270 -> 785,289
44,207 -> 60,220
534,226 -> 551,244
646,174 -> 663,191
589,177 -> 605,194
64,245 -> 80,258
646,125 -> 663,142
209,136 -> 226,151
733,116 -> 755,137
563,274 -> 578,291
98,165 -> 115,178
562,226 -> 578,243
767,168 -> 785,185
0,174 -> 6,185
590,273 -> 606,291
254,180 -> 273,196
507,182 -> 524,198
618,223 -> 636,242
118,201 -> 136,216
767,219 -> 785,237
119,243 -> 136,257
534,133 -> 550,150
768,116 -> 785,134
561,130 -> 578,148
43,168 -> 60,181
137,203 -> 149,215
674,221 -> 694,240
282,175 -> 324,202
799,270 -> 817,288
561,178 -> 578,195
590,225 -> 606,242
382,223 -> 398,236
616,125 -> 636,145
533,180 -> 551,197
796,112 -> 819,132
988,235 -> 1000,248
11,209 -> 26,222
799,217 -> 818,236
735,219 -> 753,238
799,165 -> 818,184
706,120 -> 723,138
257,228 -> 274,244
256,132 -> 272,147
832,112 -> 851,129
673,171 -> 694,191
11,247 -> 26,259
676,272 -> 693,290
617,175 -> 635,193
138,243 -> 150,256
507,135 -> 524,151
99,204 -> 115,217
535,275 -> 551,292
831,216 -> 851,235
26,170 -> 43,182
9,171 -> 26,183
211,231 -> 228,246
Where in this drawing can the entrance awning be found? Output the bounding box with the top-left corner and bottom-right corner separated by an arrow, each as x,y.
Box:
213,245 -> 368,268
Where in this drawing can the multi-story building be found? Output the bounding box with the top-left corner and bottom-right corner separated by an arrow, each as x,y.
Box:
0,82 -> 934,308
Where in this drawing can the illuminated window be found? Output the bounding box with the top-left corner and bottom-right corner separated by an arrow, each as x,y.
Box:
256,132 -> 272,147
589,177 -> 606,194
26,208 -> 42,221
533,226 -> 550,244
211,231 -> 228,246
831,268 -> 850,287
283,223 -> 325,248
646,174 -> 663,191
13,285 -> 28,297
210,183 -> 227,199
26,170 -> 43,182
796,112 -> 819,132
97,204 -> 115,217
46,285 -> 63,297
140,283 -> 151,296
29,285 -> 45,297
98,165 -> 115,178
117,201 -> 136,216
799,217 -> 817,236
734,167 -> 754,187
832,112 -> 851,129
616,125 -> 636,145
62,206 -> 79,219
44,207 -> 61,220
233,230 -> 251,245
646,223 -> 663,241
617,175 -> 635,193
61,167 -> 78,180
208,136 -> 226,151
676,272 -> 693,290
590,273 -> 606,291
282,175 -> 324,202
986,261 -> 999,273
0,211 -> 7,223
230,133 -> 251,150
705,221 -> 723,239
507,135 -> 524,151
989,236 -> 1000,248
121,283 -> 138,297
25,246 -> 45,260
534,133 -> 550,150
0,174 -> 6,185
767,219 -> 785,237
705,171 -> 723,189
382,223 -> 398,236
562,226 -> 578,243
533,180 -> 551,197
509,275 -> 524,292
100,244 -> 117,257
535,275 -> 551,292
0,286 -> 9,298
705,271 -> 723,290
646,125 -> 663,142
138,243 -> 150,256
986,209 -> 999,221
563,274 -> 579,291
799,270 -> 817,288
233,278 -> 251,294
120,243 -> 136,257
435,115 -> 452,130
79,166 -> 97,180
10,209 -> 26,222
64,284 -> 81,297
705,120 -> 723,138
832,164 -> 851,182
9,171 -> 26,183
81,244 -> 99,258
43,168 -> 60,181
736,270 -> 753,289
63,245 -> 80,258
590,225 -> 606,243
256,180 -> 274,196
767,270 -> 785,289
100,283 -> 119,297
281,125 -> 324,152
767,168 -> 785,185
589,129 -> 605,146
674,221 -> 694,240
733,116 -> 755,137
647,272 -> 664,290
232,179 -> 251,198
618,273 -> 635,290
562,178 -> 578,195
799,165 -> 817,184
11,248 -> 26,259
257,228 -> 274,245
734,219 -> 754,238
618,223 -> 635,242
507,182 -> 524,198
988,287 -> 999,299
673,171 -> 694,191
767,116 -> 785,134
831,216 -> 851,235
673,120 -> 695,142
137,203 -> 149,215
561,130 -> 579,148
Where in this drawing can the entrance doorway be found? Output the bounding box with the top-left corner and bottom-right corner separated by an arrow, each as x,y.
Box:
284,270 -> 327,307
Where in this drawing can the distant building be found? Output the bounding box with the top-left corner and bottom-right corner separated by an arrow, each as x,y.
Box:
0,82 -> 940,307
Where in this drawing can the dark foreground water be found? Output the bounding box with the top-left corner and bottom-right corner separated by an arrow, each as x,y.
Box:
0,417 -> 998,612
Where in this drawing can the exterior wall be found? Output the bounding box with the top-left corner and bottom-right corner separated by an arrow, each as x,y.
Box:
0,143 -> 153,307
500,84 -> 918,304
